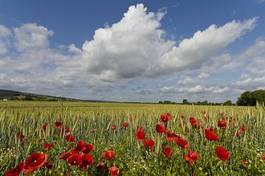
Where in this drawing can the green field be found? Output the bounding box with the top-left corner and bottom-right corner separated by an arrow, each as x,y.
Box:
1,101 -> 265,175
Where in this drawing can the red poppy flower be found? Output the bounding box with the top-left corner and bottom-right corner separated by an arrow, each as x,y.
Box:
55,121 -> 63,128
65,127 -> 70,134
4,163 -> 24,176
80,154 -> 93,169
16,132 -> 25,143
175,136 -> 189,149
143,139 -> 155,151
217,118 -> 227,129
166,130 -> 179,142
262,154 -> 265,161
42,123 -> 48,131
102,150 -> 115,160
215,146 -> 230,161
135,127 -> 145,140
189,117 -> 199,128
235,125 -> 247,137
184,150 -> 199,166
160,113 -> 172,123
122,122 -> 129,128
204,128 -> 219,141
111,125 -> 117,130
163,146 -> 173,158
65,134 -> 75,143
83,143 -> 94,153
109,166 -> 119,176
67,153 -> 82,166
155,123 -> 166,134
23,153 -> 48,174
76,140 -> 86,151
59,149 -> 78,161
43,143 -> 54,150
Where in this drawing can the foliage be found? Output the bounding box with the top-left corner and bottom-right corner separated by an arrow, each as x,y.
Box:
237,89 -> 265,106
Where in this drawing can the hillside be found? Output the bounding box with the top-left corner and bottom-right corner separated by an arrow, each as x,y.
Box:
0,89 -> 77,101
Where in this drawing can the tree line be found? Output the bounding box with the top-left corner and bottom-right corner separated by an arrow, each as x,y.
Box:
158,89 -> 265,106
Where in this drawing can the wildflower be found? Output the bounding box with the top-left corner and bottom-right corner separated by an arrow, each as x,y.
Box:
175,136 -> 189,149
184,150 -> 199,166
215,146 -> 230,161
109,166 -> 119,176
235,125 -> 247,137
163,146 -> 173,158
16,132 -> 25,143
102,150 -> 115,160
55,121 -> 63,128
4,163 -> 24,176
23,153 -> 48,174
60,149 -> 78,161
122,122 -> 129,128
135,127 -> 145,140
65,134 -> 75,143
80,154 -> 93,169
67,153 -> 82,166
65,127 -> 70,134
43,143 -> 54,150
143,139 -> 155,151
160,113 -> 172,123
204,128 -> 219,141
111,125 -> 117,130
42,123 -> 48,131
217,118 -> 227,129
166,130 -> 179,142
155,123 -> 166,134
262,154 -> 265,161
189,117 -> 199,128
76,140 -> 86,151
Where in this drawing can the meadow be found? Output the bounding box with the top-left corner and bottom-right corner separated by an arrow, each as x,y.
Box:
0,101 -> 265,175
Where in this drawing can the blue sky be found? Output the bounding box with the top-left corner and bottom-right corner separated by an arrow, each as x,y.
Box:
0,0 -> 265,102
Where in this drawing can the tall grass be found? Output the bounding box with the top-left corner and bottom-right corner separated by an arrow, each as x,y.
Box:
0,101 -> 265,175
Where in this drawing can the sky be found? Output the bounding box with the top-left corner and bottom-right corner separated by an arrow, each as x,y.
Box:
0,0 -> 265,102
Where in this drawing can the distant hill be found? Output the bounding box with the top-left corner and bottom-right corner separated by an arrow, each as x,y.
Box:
0,89 -> 79,101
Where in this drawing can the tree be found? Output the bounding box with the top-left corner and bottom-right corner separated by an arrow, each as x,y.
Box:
182,99 -> 190,104
237,90 -> 265,106
223,100 -> 233,106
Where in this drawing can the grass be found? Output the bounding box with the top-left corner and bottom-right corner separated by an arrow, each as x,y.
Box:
0,101 -> 265,175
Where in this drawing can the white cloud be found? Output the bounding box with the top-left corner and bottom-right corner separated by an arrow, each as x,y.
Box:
82,4 -> 256,81
14,23 -> 54,51
154,18 -> 256,75
82,4 -> 174,81
177,77 -> 194,85
0,4 -> 261,102
198,72 -> 210,79
0,25 -> 12,55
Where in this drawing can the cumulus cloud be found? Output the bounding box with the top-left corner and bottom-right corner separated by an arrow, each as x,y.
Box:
14,23 -> 54,51
0,25 -> 12,55
0,3 -> 261,101
82,4 -> 174,81
82,4 -> 256,81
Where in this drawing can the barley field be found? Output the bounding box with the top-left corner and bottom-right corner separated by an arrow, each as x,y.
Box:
1,101 -> 265,175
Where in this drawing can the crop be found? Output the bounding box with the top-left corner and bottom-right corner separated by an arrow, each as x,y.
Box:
0,101 -> 265,175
